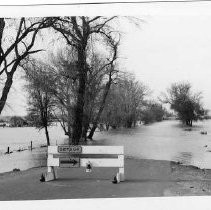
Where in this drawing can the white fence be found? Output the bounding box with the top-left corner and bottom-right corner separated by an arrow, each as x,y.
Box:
44,145 -> 125,182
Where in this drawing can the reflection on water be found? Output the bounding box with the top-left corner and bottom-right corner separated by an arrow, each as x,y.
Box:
1,120 -> 211,173
94,120 -> 211,169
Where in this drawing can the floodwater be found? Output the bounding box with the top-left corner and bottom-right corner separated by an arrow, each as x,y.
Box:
0,120 -> 211,173
96,120 -> 211,169
0,124 -> 67,173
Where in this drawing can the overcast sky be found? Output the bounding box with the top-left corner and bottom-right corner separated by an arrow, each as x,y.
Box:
2,12 -> 211,116
120,15 -> 211,108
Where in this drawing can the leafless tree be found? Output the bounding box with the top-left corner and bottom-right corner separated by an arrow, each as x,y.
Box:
49,47 -> 78,142
101,74 -> 149,129
23,58 -> 56,146
0,17 -> 55,115
50,16 -> 120,144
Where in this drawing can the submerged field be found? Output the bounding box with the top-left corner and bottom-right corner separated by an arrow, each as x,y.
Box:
0,120 -> 211,173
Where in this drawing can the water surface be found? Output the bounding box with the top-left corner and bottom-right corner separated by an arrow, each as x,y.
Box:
1,120 -> 211,173
95,120 -> 211,169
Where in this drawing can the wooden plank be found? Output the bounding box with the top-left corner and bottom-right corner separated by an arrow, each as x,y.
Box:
80,158 -> 124,167
53,154 -> 117,158
118,155 -> 124,166
44,171 -> 56,182
47,157 -> 59,167
118,167 -> 125,181
82,146 -> 124,155
48,146 -> 124,155
48,157 -> 123,168
48,146 -> 58,154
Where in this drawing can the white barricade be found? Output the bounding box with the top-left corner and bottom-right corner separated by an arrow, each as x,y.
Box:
44,145 -> 125,182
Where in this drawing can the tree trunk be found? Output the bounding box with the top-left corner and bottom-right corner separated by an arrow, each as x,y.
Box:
185,120 -> 188,126
81,113 -> 90,141
0,18 -> 5,43
67,107 -> 72,145
185,119 -> 193,127
44,125 -> 50,146
126,121 -> 133,128
72,47 -> 87,145
82,122 -> 89,141
0,73 -> 13,115
0,18 -> 5,65
88,80 -> 111,140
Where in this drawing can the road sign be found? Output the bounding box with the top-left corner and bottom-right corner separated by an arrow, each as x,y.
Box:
59,157 -> 80,168
58,145 -> 82,154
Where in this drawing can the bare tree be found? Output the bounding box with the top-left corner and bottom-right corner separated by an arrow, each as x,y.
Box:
82,44 -> 119,140
0,17 -> 55,115
87,52 -> 119,139
50,16 -> 120,144
48,45 -> 119,142
162,82 -> 206,126
49,47 -> 78,142
101,74 -> 149,129
23,58 -> 56,146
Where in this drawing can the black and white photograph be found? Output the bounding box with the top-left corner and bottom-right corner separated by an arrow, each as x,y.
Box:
1,0 -> 211,208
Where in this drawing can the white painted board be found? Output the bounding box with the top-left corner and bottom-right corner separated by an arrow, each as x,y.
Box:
48,145 -> 124,155
48,157 -> 124,168
80,158 -> 124,167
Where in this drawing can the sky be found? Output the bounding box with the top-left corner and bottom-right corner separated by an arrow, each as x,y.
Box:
2,10 -> 211,116
119,15 -> 211,109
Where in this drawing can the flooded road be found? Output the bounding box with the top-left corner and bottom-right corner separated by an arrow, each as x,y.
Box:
95,120 -> 211,169
0,120 -> 211,173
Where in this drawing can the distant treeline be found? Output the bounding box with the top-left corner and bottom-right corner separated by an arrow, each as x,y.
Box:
0,115 -> 57,127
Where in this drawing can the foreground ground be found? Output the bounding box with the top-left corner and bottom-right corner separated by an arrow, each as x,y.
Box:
1,157 -> 211,200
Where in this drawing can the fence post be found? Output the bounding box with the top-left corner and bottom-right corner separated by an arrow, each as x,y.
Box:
30,141 -> 33,150
7,146 -> 9,154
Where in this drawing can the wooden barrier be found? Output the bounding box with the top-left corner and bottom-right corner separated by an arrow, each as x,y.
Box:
44,145 -> 124,182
